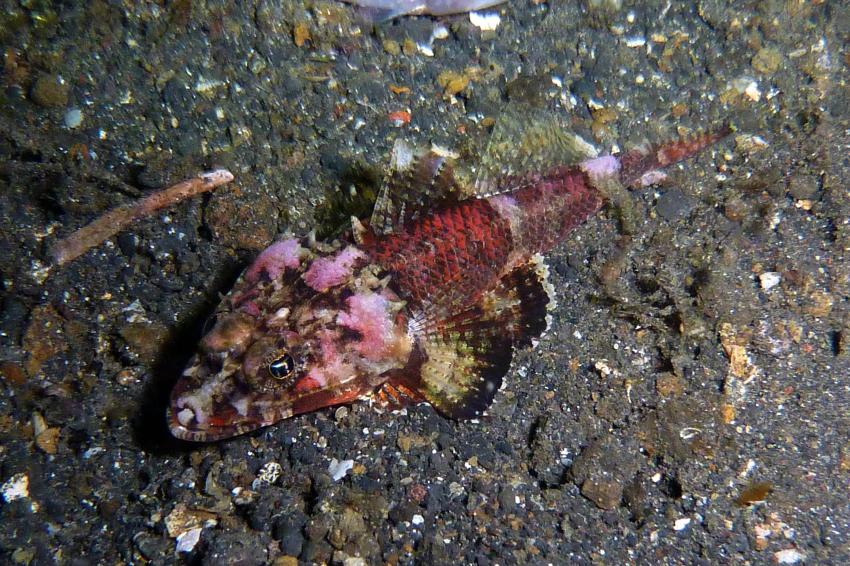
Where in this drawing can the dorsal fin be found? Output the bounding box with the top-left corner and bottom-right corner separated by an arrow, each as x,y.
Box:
370,140 -> 463,235
402,256 -> 555,418
474,103 -> 599,197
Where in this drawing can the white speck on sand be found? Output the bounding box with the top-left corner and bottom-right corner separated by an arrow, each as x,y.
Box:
328,458 -> 354,482
176,527 -> 202,553
470,11 -> 500,31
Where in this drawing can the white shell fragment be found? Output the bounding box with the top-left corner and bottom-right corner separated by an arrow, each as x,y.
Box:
64,108 -> 83,129
729,76 -> 761,102
774,549 -> 804,564
194,76 -> 225,94
469,11 -> 501,31
759,272 -> 781,290
328,458 -> 355,482
176,527 -> 202,553
735,134 -> 769,153
1,473 -> 29,503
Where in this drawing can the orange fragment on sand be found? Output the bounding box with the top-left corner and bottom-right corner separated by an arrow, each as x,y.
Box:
293,22 -> 311,47
388,110 -> 411,126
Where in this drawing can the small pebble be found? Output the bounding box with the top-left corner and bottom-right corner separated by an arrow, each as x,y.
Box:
729,76 -> 761,102
752,47 -> 783,75
194,76 -> 225,95
64,108 -> 83,129
83,447 -> 105,459
759,272 -> 781,291
31,74 -> 69,107
774,549 -> 804,564
257,462 -> 282,485
787,174 -> 819,200
735,134 -> 769,154
176,527 -> 202,553
35,427 -> 60,454
115,366 -> 143,386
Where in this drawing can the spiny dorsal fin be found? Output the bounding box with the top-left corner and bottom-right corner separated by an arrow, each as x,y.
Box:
407,256 -> 555,418
474,103 -> 598,197
370,140 -> 463,235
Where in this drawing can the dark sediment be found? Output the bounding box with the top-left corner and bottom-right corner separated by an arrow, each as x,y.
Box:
1,1 -> 848,563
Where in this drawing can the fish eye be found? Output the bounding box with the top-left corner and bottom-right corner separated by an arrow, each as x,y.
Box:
268,352 -> 295,380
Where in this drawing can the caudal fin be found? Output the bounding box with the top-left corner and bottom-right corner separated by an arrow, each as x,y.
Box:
619,123 -> 734,187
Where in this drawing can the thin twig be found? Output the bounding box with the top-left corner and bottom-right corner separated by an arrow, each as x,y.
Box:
50,169 -> 234,267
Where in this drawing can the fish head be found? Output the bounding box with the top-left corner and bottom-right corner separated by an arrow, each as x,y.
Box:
168,239 -> 412,441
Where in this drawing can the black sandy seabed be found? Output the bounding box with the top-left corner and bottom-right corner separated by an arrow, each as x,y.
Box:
1,1 -> 849,564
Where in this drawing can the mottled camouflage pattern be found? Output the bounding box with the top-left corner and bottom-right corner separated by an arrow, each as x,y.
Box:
169,125 -> 730,441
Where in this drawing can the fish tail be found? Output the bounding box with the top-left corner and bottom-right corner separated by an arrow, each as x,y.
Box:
618,123 -> 734,187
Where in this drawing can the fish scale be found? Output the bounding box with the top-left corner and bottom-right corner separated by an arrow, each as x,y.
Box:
369,198 -> 513,311
492,166 -> 605,256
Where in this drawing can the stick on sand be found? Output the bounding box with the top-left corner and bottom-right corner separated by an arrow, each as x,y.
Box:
50,169 -> 234,267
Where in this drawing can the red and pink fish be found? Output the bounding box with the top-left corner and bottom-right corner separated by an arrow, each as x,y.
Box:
168,117 -> 731,441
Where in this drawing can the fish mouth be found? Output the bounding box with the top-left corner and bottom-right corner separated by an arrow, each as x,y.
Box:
167,356 -> 293,442
168,408 -> 260,442
168,390 -> 294,442
167,353 -> 370,442
167,402 -> 279,442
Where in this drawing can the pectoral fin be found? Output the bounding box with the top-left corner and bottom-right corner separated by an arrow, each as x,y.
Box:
405,256 -> 555,418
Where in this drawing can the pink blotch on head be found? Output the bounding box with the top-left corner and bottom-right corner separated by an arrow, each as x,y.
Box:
238,300 -> 261,318
337,292 -> 393,362
303,246 -> 365,292
245,238 -> 304,282
298,330 -> 351,391
318,330 -> 340,369
580,155 -> 621,180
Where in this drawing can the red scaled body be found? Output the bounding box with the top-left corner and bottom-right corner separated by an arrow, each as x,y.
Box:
368,166 -> 604,321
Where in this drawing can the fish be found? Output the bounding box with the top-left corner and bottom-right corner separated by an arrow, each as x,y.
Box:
341,0 -> 506,20
168,110 -> 732,441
